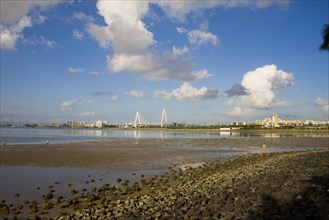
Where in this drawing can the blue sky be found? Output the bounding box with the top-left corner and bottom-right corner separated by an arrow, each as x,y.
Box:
1,0 -> 328,124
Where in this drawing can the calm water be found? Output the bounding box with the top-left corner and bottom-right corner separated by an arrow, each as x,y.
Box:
1,127 -> 328,145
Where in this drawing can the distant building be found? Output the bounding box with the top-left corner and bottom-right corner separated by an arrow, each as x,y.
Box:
95,120 -> 103,128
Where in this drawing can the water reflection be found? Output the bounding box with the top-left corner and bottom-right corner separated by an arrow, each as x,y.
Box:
0,127 -> 328,145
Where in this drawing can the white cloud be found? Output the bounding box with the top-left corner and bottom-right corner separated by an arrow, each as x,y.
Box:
176,28 -> 218,47
72,11 -> 94,22
0,1 -> 62,50
156,0 -> 289,21
226,64 -> 294,116
87,1 -> 210,82
176,27 -> 187,34
86,23 -> 112,48
172,46 -> 189,57
72,29 -> 84,40
154,82 -> 219,102
126,90 -> 146,98
156,1 -> 220,22
188,29 -> 218,46
107,53 -> 211,81
90,0 -> 154,54
22,35 -> 56,48
39,36 -> 55,47
0,16 -> 32,50
0,0 -> 61,25
61,99 -> 79,111
192,69 -> 213,80
314,98 -> 329,112
67,67 -> 84,73
0,28 -> 20,50
108,53 -> 156,73
89,1 -> 287,82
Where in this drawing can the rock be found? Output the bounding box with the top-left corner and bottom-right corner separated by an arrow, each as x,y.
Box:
86,194 -> 99,202
44,193 -> 54,201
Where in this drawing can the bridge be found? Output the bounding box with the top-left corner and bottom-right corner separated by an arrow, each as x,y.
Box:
125,109 -> 168,128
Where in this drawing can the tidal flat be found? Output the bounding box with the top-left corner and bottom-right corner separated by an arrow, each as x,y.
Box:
0,136 -> 328,219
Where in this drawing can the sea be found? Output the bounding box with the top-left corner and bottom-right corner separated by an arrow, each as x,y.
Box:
1,127 -> 328,145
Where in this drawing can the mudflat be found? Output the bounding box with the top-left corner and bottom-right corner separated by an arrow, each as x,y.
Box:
1,137 -> 328,170
1,148 -> 328,219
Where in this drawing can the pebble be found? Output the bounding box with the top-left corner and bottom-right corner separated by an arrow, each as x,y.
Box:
3,149 -> 329,219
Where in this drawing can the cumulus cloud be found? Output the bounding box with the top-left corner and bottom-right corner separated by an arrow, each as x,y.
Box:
176,27 -> 187,34
0,1 -> 61,25
176,28 -> 218,47
156,1 -> 221,22
172,46 -> 189,57
226,64 -> 294,117
126,90 -> 146,98
156,0 -> 289,22
107,53 -> 211,81
67,67 -> 84,73
72,29 -> 84,40
86,23 -> 112,48
225,83 -> 248,97
88,1 -> 154,54
0,0 -> 61,50
85,1 -> 212,82
72,11 -> 94,22
154,82 -> 219,102
0,16 -> 32,50
86,1 -> 288,82
240,64 -> 294,109
176,27 -> 219,47
314,98 -> 329,112
188,29 -> 218,46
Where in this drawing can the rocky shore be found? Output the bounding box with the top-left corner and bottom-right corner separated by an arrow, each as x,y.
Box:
1,148 -> 329,219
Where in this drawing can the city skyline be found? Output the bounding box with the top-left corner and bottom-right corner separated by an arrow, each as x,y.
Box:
1,0 -> 328,124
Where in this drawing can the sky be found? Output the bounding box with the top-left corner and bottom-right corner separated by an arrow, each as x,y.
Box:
0,0 -> 328,125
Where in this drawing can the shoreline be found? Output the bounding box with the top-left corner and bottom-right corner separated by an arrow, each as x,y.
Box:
1,148 -> 328,219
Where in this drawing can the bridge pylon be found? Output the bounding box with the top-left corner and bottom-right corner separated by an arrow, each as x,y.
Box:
161,108 -> 168,127
134,111 -> 141,128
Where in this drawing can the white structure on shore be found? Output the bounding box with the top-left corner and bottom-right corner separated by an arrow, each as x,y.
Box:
66,120 -> 105,128
128,109 -> 168,128
254,114 -> 328,127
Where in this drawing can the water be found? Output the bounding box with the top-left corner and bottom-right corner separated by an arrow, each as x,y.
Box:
1,127 -> 328,145
0,166 -> 165,205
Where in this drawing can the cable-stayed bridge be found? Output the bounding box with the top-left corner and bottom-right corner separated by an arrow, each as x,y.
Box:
125,109 -> 168,128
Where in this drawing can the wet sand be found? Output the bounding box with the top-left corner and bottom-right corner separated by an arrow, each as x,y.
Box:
1,137 -> 329,218
1,137 -> 328,169
1,147 -> 328,219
